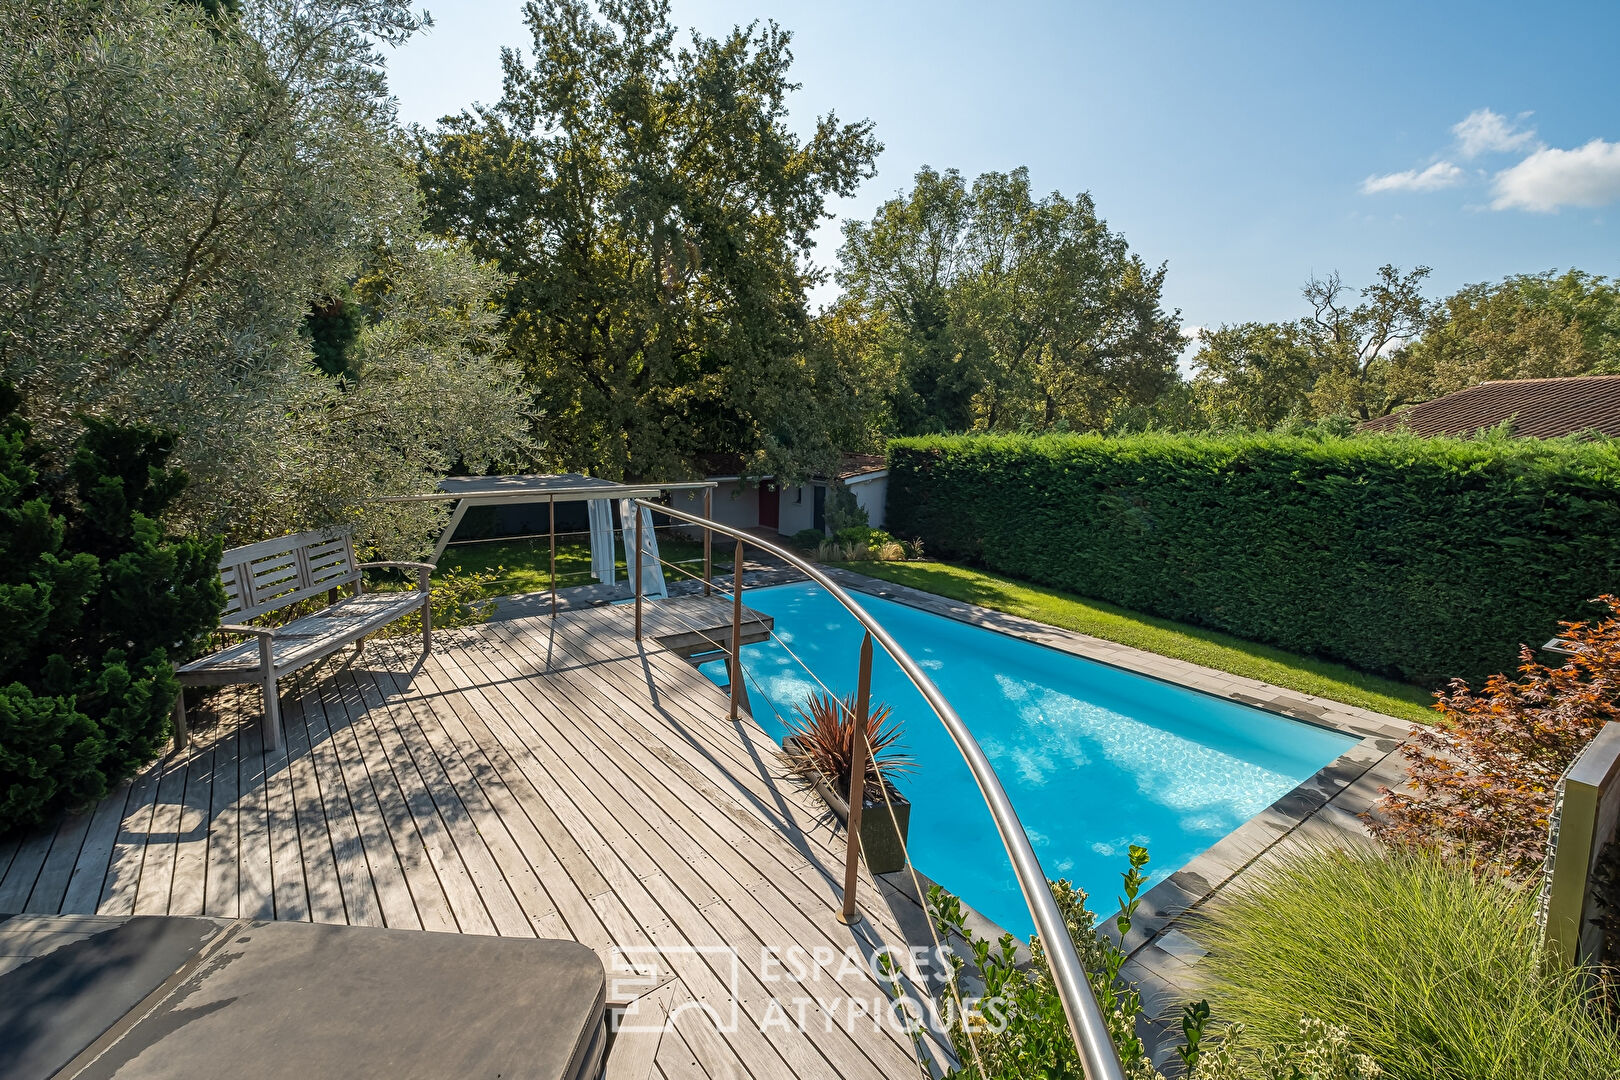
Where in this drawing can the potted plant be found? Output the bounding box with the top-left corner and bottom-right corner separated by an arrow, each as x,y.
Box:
779,691 -> 913,874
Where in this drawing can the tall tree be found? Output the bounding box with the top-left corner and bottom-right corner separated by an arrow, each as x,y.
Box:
1190,322 -> 1315,428
837,166 -> 1181,436
1399,270 -> 1620,397
1299,264 -> 1432,420
1190,265 -> 1432,427
836,167 -> 980,435
416,0 -> 879,481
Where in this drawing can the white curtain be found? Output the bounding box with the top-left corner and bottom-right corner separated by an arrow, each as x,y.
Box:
587,499 -> 616,586
618,498 -> 668,599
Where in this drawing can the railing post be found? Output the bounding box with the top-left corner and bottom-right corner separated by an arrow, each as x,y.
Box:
703,488 -> 713,597
729,539 -> 744,721
549,494 -> 557,619
634,508 -> 643,641
839,631 -> 874,925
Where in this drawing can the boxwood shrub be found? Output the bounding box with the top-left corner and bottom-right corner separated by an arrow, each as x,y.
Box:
886,431 -> 1620,687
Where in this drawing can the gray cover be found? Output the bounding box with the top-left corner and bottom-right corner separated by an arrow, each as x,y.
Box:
0,917 -> 606,1080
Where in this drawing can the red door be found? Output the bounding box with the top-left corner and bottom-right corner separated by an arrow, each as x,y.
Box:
758,481 -> 780,530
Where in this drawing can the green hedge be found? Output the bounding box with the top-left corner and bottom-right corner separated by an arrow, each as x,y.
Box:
886,432 -> 1620,687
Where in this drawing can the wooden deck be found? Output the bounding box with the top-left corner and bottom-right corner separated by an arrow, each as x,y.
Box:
0,594 -> 945,1079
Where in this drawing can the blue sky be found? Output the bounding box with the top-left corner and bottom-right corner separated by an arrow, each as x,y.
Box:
387,1 -> 1620,342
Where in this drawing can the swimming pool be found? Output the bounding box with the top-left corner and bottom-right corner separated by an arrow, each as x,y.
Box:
698,581 -> 1357,938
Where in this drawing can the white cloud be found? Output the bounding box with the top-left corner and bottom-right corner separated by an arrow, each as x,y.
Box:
1491,139 -> 1620,211
1360,161 -> 1464,195
1452,108 -> 1537,158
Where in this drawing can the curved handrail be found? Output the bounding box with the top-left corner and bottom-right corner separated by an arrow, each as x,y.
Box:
635,498 -> 1127,1080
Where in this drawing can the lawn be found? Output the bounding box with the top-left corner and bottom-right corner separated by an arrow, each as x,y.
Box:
845,559 -> 1436,724
438,535 -> 711,595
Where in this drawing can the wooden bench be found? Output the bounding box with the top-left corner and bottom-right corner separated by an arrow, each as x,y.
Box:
175,530 -> 434,750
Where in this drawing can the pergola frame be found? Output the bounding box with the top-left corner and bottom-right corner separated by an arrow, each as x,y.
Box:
376,474 -> 719,615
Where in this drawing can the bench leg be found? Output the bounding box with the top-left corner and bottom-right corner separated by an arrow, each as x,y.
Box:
262,676 -> 284,752
421,593 -> 432,657
173,690 -> 188,751
258,634 -> 283,751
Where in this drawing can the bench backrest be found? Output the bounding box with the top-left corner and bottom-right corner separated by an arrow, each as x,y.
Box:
218,529 -> 360,622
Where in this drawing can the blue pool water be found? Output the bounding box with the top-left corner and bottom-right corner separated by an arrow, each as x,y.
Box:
698,581 -> 1357,938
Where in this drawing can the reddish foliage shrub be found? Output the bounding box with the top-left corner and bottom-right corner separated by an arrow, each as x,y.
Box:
1370,596 -> 1620,878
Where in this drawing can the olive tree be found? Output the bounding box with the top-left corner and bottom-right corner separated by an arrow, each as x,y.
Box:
0,0 -> 529,553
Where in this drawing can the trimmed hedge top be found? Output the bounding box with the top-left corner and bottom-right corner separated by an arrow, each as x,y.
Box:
885,432 -> 1620,688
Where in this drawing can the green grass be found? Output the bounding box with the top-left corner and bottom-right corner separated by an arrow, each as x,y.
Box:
844,559 -> 1435,724
1193,845 -> 1620,1080
438,536 -> 710,596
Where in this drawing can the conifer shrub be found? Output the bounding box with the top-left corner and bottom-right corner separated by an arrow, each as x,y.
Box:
887,431 -> 1620,686
0,386 -> 222,833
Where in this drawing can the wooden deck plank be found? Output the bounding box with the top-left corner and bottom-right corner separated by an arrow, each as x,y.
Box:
234,719 -> 276,920
167,743 -> 215,916
375,657 -> 565,938
505,620 -> 844,920
657,1017 -> 721,1080
21,809 -> 93,914
203,727 -> 241,919
418,650 -> 612,900
261,700 -> 312,922
359,661 -> 540,938
431,636 -> 819,1079
419,644 -> 673,899
437,638 -> 715,898
131,749 -> 189,915
322,668 -> 454,933
541,609 -> 953,1063
536,616 -> 862,899
666,993 -> 749,1080
540,645 -> 935,1051
307,672 -> 422,931
287,674 -> 383,928
0,835 -> 20,889
344,665 -> 503,936
282,680 -> 348,924
0,825 -> 58,912
59,780 -> 133,914
97,759 -> 164,915
398,652 -> 615,951
470,643 -> 723,904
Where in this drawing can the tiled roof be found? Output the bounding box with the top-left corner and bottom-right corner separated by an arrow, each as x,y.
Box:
1358,376 -> 1620,438
836,453 -> 888,478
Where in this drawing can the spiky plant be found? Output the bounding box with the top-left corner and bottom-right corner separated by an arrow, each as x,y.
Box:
779,690 -> 912,803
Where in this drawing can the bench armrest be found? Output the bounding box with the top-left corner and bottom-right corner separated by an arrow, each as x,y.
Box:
218,623 -> 276,639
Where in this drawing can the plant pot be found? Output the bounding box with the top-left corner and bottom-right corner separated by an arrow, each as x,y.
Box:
783,736 -> 911,875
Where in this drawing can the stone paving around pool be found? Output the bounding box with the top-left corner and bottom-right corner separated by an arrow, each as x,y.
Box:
820,567 -> 1414,1070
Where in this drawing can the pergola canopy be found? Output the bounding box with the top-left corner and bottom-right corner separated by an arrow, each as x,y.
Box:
377,472 -> 715,505
399,473 -> 715,595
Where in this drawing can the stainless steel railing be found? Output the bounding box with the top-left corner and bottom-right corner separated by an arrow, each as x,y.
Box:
630,497 -> 1128,1080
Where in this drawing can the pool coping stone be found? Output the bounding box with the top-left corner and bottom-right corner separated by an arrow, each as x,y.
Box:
818,565 -> 1417,1065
